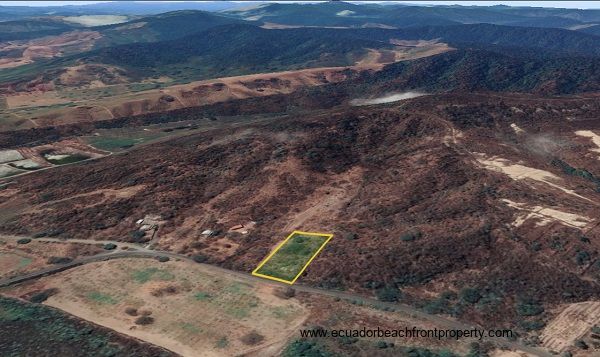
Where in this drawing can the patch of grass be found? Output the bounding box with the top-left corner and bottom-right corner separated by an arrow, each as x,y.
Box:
131,267 -> 175,283
193,292 -> 211,301
223,295 -> 259,319
87,291 -> 118,305
17,257 -> 33,269
45,154 -> 90,165
88,137 -> 139,151
254,233 -> 330,282
224,282 -> 250,294
180,322 -> 201,334
271,306 -> 294,319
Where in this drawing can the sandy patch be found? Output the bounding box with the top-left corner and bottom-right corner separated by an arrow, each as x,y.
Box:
501,199 -> 592,228
510,123 -> 525,134
575,130 -> 600,157
62,15 -> 129,27
9,159 -> 42,170
0,150 -> 24,164
474,153 -> 593,202
350,92 -> 426,106
0,31 -> 101,69
0,165 -> 23,178
490,350 -> 536,357
540,301 -> 600,352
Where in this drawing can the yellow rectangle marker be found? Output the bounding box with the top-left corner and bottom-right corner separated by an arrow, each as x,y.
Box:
252,230 -> 333,285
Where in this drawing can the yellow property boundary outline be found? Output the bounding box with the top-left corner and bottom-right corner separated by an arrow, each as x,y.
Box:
252,230 -> 333,285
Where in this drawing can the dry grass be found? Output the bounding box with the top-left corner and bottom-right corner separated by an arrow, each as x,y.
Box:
18,258 -> 307,357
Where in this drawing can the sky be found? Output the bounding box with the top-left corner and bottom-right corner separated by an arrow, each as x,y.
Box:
1,1 -> 600,9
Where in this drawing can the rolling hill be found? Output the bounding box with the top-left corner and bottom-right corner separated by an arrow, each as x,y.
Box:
356,49 -> 600,94
85,24 -> 390,78
95,10 -> 249,45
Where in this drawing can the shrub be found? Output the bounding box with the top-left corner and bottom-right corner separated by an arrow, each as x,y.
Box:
516,300 -> 544,316
156,256 -> 170,262
46,228 -> 64,237
460,288 -> 482,304
376,285 -> 400,302
240,331 -> 264,345
575,340 -> 588,349
363,280 -> 384,289
29,288 -> 58,303
375,340 -> 389,349
129,230 -> 146,242
400,230 -> 421,242
274,287 -> 296,299
282,340 -> 333,357
103,243 -> 117,250
576,250 -> 591,265
519,319 -> 545,331
46,256 -> 73,264
124,307 -> 138,316
17,238 -> 31,244
339,336 -> 358,345
193,254 -> 207,263
134,316 -> 154,325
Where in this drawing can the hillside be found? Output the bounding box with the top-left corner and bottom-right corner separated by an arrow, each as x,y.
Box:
386,23 -> 600,57
95,23 -> 600,68
96,10 -> 248,45
3,91 -> 600,333
357,49 -> 600,94
0,18 -> 80,41
88,24 -> 389,78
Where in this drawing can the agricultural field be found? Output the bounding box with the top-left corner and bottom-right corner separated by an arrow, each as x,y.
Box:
84,123 -> 206,152
3,258 -> 308,357
253,231 -> 332,283
84,128 -> 170,152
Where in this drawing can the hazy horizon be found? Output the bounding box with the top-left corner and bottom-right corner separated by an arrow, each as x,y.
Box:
1,1 -> 600,10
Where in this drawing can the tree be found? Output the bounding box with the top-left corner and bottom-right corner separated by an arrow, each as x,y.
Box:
103,243 -> 117,250
134,316 -> 154,325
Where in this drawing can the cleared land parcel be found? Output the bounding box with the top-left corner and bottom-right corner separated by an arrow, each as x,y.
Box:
253,231 -> 332,284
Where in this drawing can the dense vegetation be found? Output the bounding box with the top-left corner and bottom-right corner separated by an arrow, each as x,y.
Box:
0,296 -> 174,356
90,24 -> 383,78
97,10 -> 248,45
0,18 -> 78,41
359,49 -> 600,94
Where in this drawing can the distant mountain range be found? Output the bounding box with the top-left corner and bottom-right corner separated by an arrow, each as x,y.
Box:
224,2 -> 600,29
2,2 -> 600,97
